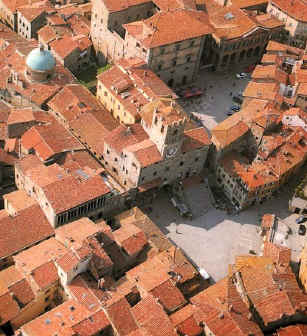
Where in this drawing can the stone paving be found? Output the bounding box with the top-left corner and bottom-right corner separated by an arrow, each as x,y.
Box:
180,68 -> 250,131
143,181 -> 300,283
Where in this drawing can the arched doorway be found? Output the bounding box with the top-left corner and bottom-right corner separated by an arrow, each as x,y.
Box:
239,50 -> 246,61
168,78 -> 174,87
247,48 -> 253,57
222,54 -> 229,66
230,53 -> 236,63
254,46 -> 260,56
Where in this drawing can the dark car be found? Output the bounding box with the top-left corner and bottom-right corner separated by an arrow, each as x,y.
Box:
232,95 -> 243,104
299,224 -> 306,235
231,105 -> 240,111
296,216 -> 307,224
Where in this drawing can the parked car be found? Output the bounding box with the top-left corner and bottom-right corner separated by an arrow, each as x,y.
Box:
299,224 -> 306,235
236,72 -> 249,79
226,110 -> 233,116
231,105 -> 240,111
178,87 -> 203,98
232,95 -> 243,104
296,216 -> 307,224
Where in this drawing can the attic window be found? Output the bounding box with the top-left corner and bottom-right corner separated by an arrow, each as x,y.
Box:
78,102 -> 86,108
224,12 -> 234,20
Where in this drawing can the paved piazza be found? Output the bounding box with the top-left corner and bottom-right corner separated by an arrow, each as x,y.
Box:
180,68 -> 250,130
144,182 -> 303,283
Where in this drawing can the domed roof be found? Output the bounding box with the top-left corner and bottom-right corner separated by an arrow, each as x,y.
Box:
26,47 -> 56,72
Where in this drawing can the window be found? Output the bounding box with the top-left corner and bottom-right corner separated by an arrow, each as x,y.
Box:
45,296 -> 50,302
190,40 -> 194,47
158,64 -> 162,71
195,157 -> 199,162
186,55 -> 191,62
161,125 -> 164,133
106,149 -> 110,154
179,161 -> 184,166
153,171 -> 157,176
160,48 -> 165,55
172,59 -> 177,66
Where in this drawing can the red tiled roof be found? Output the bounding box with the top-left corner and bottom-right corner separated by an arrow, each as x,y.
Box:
0,291 -> 19,325
21,122 -> 83,161
150,279 -> 186,312
182,127 -> 211,152
105,123 -> 148,154
277,325 -> 307,336
131,295 -> 177,336
68,275 -> 102,313
125,139 -> 162,168
9,277 -> 35,306
50,35 -> 79,59
113,223 -> 147,256
170,304 -> 202,336
21,299 -> 92,336
107,298 -> 138,336
31,261 -> 59,290
0,204 -> 54,260
271,0 -> 307,22
72,310 -> 111,336
42,174 -> 111,214
124,9 -> 213,48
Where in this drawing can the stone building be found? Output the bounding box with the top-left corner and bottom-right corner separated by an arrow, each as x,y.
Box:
267,0 -> 307,47
101,98 -> 211,189
204,3 -> 284,71
123,9 -> 213,87
91,0 -> 157,64
14,155 -> 121,227
212,97 -> 307,210
17,7 -> 47,40
97,57 -> 177,124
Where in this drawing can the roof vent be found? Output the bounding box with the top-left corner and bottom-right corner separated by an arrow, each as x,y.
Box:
45,319 -> 51,325
224,12 -> 234,20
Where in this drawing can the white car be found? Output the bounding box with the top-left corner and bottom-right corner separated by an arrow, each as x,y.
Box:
236,72 -> 249,79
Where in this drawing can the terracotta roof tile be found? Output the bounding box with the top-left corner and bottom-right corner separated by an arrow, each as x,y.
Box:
9,277 -> 35,306
21,299 -> 92,336
105,123 -> 148,154
271,0 -> 307,22
125,139 -> 162,167
107,298 -> 138,336
150,279 -> 186,312
14,237 -> 66,274
124,9 -> 213,48
0,204 -> 54,260
72,309 -> 111,336
21,122 -> 83,161
31,260 -> 59,291
68,275 -> 102,313
0,291 -> 20,324
182,127 -> 211,152
131,295 -> 177,336
113,223 -> 147,256
42,174 -> 111,214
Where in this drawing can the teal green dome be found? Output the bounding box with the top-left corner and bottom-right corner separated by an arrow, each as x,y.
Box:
26,48 -> 56,72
